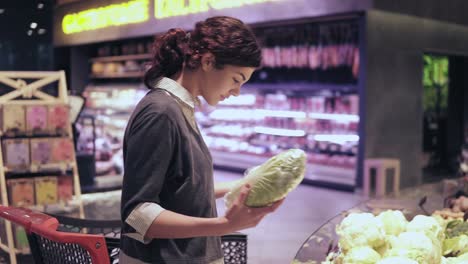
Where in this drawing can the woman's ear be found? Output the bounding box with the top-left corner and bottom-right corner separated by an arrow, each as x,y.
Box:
201,53 -> 215,72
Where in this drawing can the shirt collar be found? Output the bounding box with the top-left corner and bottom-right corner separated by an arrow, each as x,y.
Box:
152,77 -> 200,109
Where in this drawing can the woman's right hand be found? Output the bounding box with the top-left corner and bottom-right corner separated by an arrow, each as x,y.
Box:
221,183 -> 284,233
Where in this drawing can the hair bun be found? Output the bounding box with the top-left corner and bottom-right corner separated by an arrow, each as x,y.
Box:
144,28 -> 190,87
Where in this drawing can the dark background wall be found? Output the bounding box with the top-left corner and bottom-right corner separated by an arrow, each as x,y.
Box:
363,10 -> 468,188
0,1 -> 54,71
373,0 -> 468,27
447,57 -> 468,169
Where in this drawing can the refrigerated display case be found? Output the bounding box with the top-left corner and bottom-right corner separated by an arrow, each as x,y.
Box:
70,17 -> 362,189
76,83 -> 146,176
196,83 -> 360,188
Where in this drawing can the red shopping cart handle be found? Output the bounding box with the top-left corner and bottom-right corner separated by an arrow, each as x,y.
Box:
0,205 -> 111,264
0,205 -> 58,233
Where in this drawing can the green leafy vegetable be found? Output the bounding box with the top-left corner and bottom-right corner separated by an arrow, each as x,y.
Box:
224,149 -> 306,208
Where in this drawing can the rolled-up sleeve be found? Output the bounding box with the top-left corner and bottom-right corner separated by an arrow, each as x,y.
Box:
125,202 -> 166,244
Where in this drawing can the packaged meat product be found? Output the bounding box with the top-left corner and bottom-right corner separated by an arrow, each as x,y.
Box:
352,47 -> 360,78
346,156 -> 357,168
308,153 -> 319,164
26,105 -> 48,135
3,139 -> 30,169
334,97 -> 346,114
348,95 -> 359,115
329,44 -> 339,67
51,138 -> 74,163
48,105 -> 69,135
317,154 -> 329,165
1,105 -> 26,136
30,138 -> 52,165
261,48 -> 269,67
298,45 -> 309,68
312,97 -> 326,113
34,176 -> 58,206
308,46 -> 321,69
335,156 -> 347,168
324,97 -> 334,113
7,179 -> 35,207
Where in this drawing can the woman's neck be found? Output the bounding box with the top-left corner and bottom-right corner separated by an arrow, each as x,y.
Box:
174,68 -> 201,98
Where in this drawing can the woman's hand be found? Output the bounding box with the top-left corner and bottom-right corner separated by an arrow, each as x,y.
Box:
221,183 -> 284,233
145,183 -> 284,239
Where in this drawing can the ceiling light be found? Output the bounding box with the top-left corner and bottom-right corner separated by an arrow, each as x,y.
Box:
30,22 -> 38,29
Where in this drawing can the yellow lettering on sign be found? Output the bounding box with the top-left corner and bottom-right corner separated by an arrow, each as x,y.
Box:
62,0 -> 149,34
155,0 -> 276,19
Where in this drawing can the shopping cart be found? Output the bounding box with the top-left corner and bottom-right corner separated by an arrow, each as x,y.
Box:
0,205 -> 247,264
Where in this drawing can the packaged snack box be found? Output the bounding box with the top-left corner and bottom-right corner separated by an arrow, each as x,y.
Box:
26,105 -> 48,135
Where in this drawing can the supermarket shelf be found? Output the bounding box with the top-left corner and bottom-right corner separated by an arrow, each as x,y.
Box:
89,72 -> 144,79
0,133 -> 69,140
309,112 -> 359,122
243,83 -> 358,93
206,132 -> 253,138
4,163 -> 74,178
253,126 -> 306,137
313,134 -> 359,143
256,109 -> 306,119
89,53 -> 152,63
211,150 -> 269,169
210,150 -> 356,190
210,108 -> 359,122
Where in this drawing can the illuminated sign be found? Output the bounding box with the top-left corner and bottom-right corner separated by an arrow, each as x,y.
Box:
155,0 -> 277,19
62,0 -> 149,34
61,0 -> 276,34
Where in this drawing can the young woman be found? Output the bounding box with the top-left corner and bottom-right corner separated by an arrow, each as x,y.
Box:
120,16 -> 283,264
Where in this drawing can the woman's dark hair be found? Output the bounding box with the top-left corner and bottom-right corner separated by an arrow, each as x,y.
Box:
143,16 -> 261,89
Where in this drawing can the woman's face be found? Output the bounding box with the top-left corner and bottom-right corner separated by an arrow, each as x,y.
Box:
199,54 -> 256,106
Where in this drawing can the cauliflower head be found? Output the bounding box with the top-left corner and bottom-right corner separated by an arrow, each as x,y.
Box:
342,246 -> 381,264
377,210 -> 408,236
336,213 -> 386,252
407,215 -> 444,241
385,231 -> 441,264
376,257 -> 418,264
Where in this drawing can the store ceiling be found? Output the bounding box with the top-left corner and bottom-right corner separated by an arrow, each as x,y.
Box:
55,0 -> 86,7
